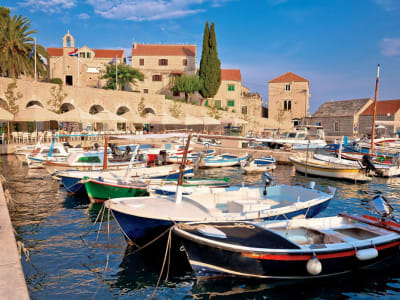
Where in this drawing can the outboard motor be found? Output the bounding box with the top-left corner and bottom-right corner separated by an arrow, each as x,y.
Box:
373,194 -> 395,221
361,155 -> 383,176
121,146 -> 132,160
63,142 -> 73,148
262,171 -> 273,196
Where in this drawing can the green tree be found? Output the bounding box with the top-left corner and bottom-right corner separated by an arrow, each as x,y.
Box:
137,97 -> 146,117
172,74 -> 202,104
47,84 -> 67,114
207,100 -> 221,120
4,81 -> 22,114
102,63 -> 144,91
199,21 -> 221,102
0,7 -> 10,28
169,100 -> 182,119
49,78 -> 63,84
0,13 -> 48,79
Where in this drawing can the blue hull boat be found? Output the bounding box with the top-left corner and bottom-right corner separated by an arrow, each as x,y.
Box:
59,167 -> 194,195
106,184 -> 335,246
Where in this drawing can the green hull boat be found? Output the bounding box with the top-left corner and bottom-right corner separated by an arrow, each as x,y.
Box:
84,178 -> 149,203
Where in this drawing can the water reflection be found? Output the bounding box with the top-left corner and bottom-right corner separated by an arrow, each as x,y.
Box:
1,156 -> 400,299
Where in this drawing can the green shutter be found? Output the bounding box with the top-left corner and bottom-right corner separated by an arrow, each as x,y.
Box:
227,100 -> 235,107
205,100 -> 209,106
228,84 -> 235,91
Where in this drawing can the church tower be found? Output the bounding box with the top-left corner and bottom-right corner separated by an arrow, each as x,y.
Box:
62,30 -> 75,55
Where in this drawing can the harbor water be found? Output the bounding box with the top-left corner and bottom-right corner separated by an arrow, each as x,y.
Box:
2,155 -> 400,299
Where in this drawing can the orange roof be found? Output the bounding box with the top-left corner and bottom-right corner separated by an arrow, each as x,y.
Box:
269,72 -> 309,83
221,69 -> 241,81
361,99 -> 400,115
132,44 -> 196,56
47,47 -> 63,56
46,48 -> 124,58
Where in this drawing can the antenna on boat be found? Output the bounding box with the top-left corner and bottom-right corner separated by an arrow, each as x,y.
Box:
370,64 -> 380,155
262,172 -> 272,196
372,194 -> 395,221
175,132 -> 192,204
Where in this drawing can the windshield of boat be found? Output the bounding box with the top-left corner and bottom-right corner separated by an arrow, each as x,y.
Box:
287,132 -> 297,138
281,132 -> 289,138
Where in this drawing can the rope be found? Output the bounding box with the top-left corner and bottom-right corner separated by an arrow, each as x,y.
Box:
150,227 -> 173,300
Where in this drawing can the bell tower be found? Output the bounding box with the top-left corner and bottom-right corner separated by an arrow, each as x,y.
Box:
63,30 -> 75,54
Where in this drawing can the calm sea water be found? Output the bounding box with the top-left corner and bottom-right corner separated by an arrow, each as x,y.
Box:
2,155 -> 400,299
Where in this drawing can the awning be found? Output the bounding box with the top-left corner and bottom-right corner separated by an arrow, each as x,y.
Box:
87,67 -> 99,73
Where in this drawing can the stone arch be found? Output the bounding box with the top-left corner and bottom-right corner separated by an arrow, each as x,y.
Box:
0,98 -> 7,110
60,103 -> 75,113
26,100 -> 44,108
116,106 -> 130,115
89,104 -> 104,114
143,107 -> 156,115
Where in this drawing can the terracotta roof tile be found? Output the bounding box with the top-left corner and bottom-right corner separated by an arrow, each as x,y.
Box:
269,72 -> 309,83
47,48 -> 124,58
47,47 -> 63,56
132,44 -> 196,56
221,69 -> 241,81
361,99 -> 400,115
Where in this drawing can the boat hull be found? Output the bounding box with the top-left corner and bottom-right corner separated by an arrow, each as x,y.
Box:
198,154 -> 248,168
178,235 -> 400,279
85,180 -> 149,203
289,157 -> 371,182
110,198 -> 330,246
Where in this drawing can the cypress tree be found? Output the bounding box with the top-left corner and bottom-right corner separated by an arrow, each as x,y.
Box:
199,21 -> 209,97
206,22 -> 221,97
199,21 -> 221,100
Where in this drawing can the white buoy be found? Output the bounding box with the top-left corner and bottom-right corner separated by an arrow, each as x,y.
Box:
356,248 -> 378,261
306,257 -> 322,275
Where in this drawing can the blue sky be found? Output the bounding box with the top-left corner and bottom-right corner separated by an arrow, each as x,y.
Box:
2,0 -> 400,112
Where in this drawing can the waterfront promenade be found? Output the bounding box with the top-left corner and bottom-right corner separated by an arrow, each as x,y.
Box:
0,181 -> 30,300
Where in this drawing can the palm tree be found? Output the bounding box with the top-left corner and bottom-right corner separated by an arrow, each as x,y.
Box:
0,14 -> 48,79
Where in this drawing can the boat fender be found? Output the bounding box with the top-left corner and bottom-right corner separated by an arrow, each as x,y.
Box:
309,181 -> 316,189
356,248 -> 378,261
306,257 -> 322,275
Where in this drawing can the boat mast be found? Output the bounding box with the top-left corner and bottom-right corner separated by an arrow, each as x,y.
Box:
175,133 -> 192,204
370,64 -> 380,155
103,136 -> 108,170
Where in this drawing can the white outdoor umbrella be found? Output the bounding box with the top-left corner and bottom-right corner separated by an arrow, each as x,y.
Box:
60,108 -> 97,122
14,105 -> 60,121
145,113 -> 181,125
220,117 -> 248,125
0,107 -> 13,121
180,115 -> 203,125
120,111 -> 147,124
198,116 -> 221,125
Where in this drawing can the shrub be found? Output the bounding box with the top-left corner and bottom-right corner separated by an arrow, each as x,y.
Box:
49,78 -> 63,85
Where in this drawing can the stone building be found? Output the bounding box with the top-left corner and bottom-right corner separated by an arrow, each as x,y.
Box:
131,43 -> 196,95
267,72 -> 310,125
309,98 -> 372,137
359,99 -> 400,137
208,69 -> 262,116
47,31 -> 124,88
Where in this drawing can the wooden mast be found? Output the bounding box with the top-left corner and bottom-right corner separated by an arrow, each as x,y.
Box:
175,133 -> 192,204
370,64 -> 380,155
103,136 -> 108,170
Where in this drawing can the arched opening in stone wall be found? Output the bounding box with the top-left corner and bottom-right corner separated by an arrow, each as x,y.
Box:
117,106 -> 130,115
26,100 -> 44,108
0,98 -> 7,110
60,103 -> 75,113
143,107 -> 156,115
89,104 -> 104,114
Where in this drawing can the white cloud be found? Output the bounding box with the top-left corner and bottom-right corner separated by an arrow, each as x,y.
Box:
86,0 -> 230,21
373,0 -> 400,11
77,13 -> 90,20
380,38 -> 400,56
19,0 -> 76,14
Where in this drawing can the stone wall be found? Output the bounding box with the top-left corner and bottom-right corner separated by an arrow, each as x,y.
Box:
268,81 -> 309,122
359,114 -> 397,136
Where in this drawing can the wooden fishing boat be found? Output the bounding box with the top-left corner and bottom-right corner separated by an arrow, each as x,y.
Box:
174,196 -> 400,279
105,183 -> 335,246
241,156 -> 276,174
84,176 -> 227,203
58,164 -> 194,195
197,153 -> 248,168
289,155 -> 371,182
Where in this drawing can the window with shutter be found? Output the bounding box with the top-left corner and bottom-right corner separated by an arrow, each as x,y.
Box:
139,58 -> 144,66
